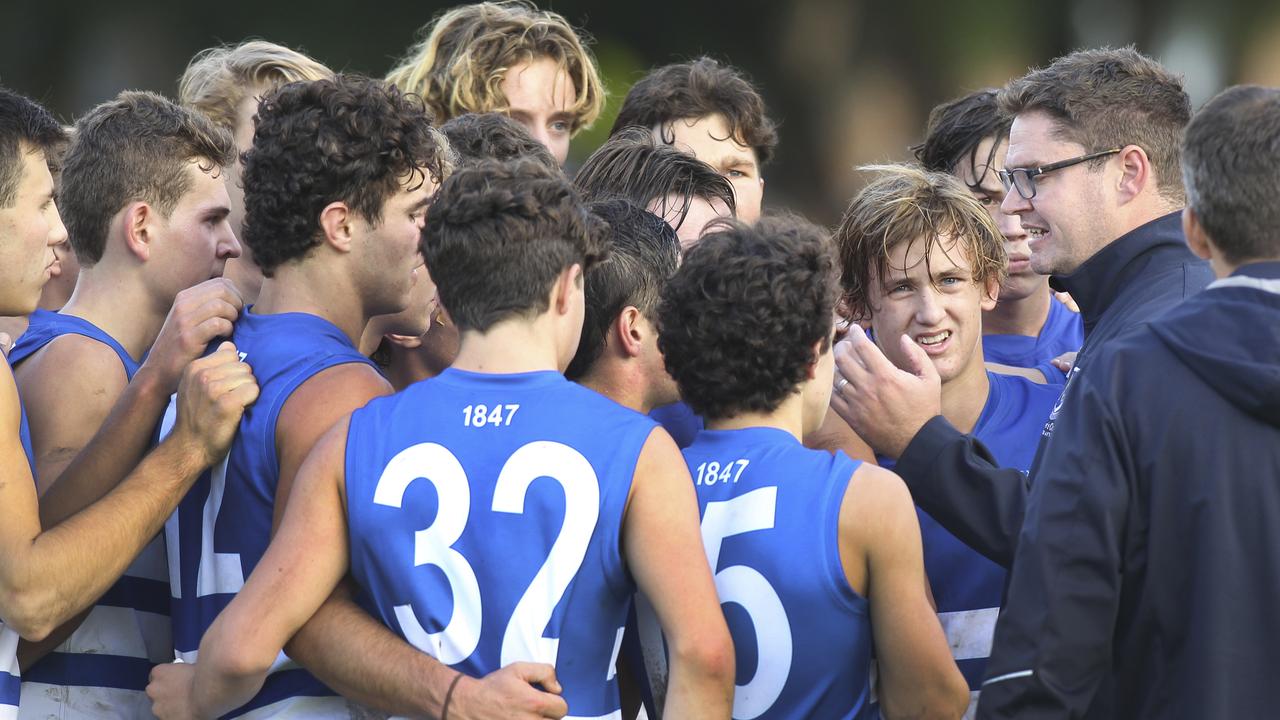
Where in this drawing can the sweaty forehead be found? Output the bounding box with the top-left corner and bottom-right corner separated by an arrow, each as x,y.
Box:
883,234 -> 973,277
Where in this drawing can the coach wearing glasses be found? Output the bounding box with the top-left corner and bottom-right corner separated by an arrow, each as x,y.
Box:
829,46 -> 1213,572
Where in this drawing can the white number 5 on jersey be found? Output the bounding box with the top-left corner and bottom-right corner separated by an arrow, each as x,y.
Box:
701,487 -> 793,720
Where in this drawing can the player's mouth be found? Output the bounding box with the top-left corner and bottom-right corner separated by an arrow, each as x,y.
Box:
915,329 -> 953,355
1026,226 -> 1050,254
45,257 -> 61,278
1007,252 -> 1033,275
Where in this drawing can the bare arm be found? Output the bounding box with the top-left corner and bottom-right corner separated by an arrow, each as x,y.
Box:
624,429 -> 735,720
0,343 -> 257,640
15,280 -> 242,662
172,419 -> 354,720
35,278 -> 242,529
843,464 -> 968,720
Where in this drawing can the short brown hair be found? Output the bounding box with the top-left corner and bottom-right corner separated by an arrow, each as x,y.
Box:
1182,85 -> 1280,265
60,91 -> 235,265
998,46 -> 1191,205
422,158 -> 607,333
178,40 -> 333,132
835,164 -> 1006,320
611,57 -> 778,166
387,1 -> 604,133
0,87 -> 66,208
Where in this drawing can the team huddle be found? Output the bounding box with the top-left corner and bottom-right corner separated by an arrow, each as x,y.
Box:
1,2 -> 1279,719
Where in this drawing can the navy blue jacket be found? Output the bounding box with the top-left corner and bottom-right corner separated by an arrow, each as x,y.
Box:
978,261 -> 1280,719
892,212 -> 1214,567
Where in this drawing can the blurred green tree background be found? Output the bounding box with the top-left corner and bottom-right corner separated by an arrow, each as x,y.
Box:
6,0 -> 1279,224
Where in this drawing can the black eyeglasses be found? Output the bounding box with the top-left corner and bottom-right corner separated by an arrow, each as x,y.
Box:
997,148 -> 1122,199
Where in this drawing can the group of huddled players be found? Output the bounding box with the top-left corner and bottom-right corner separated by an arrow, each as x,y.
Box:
1,2 -> 1278,719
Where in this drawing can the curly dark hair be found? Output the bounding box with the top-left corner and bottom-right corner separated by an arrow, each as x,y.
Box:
439,112 -> 558,170
422,158 -> 607,333
658,213 -> 838,421
0,87 -> 66,208
574,127 -> 735,234
241,74 -> 450,276
566,199 -> 679,380
59,91 -> 234,265
912,89 -> 1010,191
611,57 -> 778,166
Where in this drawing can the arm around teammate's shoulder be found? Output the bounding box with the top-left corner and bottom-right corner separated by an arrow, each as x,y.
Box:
843,463 -> 969,720
624,427 -> 734,720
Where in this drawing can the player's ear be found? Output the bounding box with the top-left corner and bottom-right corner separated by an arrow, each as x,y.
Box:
805,337 -> 826,380
616,306 -> 645,358
122,201 -> 153,262
1182,207 -> 1213,261
319,201 -> 353,253
554,263 -> 583,316
981,272 -> 1000,312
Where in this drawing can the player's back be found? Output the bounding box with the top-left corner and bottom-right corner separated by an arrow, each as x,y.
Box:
9,309 -> 171,719
163,310 -> 372,717
683,426 -> 872,720
345,368 -> 658,719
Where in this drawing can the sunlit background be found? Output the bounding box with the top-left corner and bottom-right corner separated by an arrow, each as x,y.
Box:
6,0 -> 1279,225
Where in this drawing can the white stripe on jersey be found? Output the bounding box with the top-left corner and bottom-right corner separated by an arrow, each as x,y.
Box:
52,604 -> 171,661
938,606 -> 999,661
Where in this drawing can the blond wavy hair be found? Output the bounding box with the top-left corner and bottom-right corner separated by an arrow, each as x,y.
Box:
386,1 -> 604,133
835,164 -> 1007,320
178,40 -> 333,132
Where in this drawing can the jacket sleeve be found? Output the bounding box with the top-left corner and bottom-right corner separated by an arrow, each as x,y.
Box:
976,369 -> 1131,719
893,416 -> 1031,567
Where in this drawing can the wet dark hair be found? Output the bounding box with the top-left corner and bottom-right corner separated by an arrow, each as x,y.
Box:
0,87 -> 66,208
612,56 -> 778,166
422,158 -> 607,332
241,74 -> 450,276
566,199 -> 679,380
440,112 -> 558,170
913,89 -> 1010,192
658,213 -> 838,420
574,127 -> 735,234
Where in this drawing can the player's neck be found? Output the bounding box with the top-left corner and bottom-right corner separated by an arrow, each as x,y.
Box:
940,354 -> 991,435
452,316 -> 564,375
254,261 -> 369,347
576,363 -> 652,414
59,265 -> 165,360
706,393 -> 804,441
983,282 -> 1051,337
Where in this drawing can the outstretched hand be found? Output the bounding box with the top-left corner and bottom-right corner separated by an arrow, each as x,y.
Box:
829,330 -> 941,460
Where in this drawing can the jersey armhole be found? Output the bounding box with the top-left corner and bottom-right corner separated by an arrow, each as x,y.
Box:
824,454 -> 870,615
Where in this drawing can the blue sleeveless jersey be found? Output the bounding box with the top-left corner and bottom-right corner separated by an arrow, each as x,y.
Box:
649,401 -> 703,449
8,309 -> 173,719
161,311 -> 374,718
880,372 -> 1059,716
983,299 -> 1083,384
683,427 -> 872,720
1,351 -> 34,719
346,368 -> 657,720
